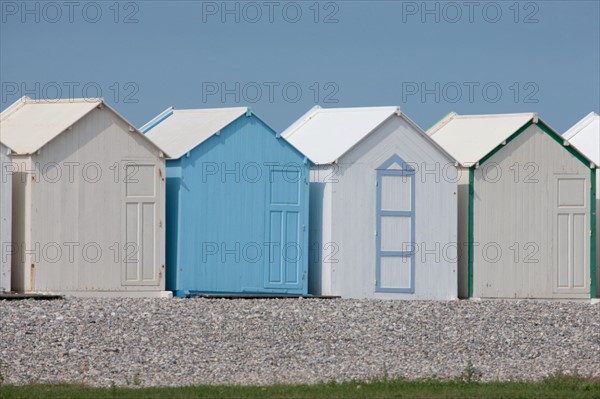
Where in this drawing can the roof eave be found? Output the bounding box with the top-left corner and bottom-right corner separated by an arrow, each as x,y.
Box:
101,101 -> 171,159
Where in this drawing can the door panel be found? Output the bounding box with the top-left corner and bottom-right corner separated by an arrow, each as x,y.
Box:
573,214 -> 586,288
556,213 -> 569,289
285,211 -> 300,284
381,175 -> 411,211
268,211 -> 283,283
124,203 -> 140,282
142,203 -> 157,281
381,216 -> 412,251
380,256 -> 411,289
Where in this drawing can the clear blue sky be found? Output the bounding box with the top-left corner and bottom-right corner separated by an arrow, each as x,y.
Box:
1,0 -> 598,133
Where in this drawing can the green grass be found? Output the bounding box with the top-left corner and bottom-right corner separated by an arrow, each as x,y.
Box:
1,373 -> 599,399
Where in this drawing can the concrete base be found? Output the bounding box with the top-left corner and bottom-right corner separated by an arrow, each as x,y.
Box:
468,297 -> 595,303
17,290 -> 173,299
185,293 -> 340,299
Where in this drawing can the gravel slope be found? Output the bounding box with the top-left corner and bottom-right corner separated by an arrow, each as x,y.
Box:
0,298 -> 598,387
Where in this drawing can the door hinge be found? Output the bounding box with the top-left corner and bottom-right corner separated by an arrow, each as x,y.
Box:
302,224 -> 306,231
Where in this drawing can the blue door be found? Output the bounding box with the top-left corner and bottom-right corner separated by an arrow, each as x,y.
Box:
264,168 -> 305,291
375,155 -> 415,293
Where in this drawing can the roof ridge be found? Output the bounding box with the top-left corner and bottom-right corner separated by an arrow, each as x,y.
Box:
174,106 -> 248,113
23,97 -> 103,104
317,106 -> 399,113
280,105 -> 321,140
453,112 -> 536,119
427,112 -> 457,136
0,96 -> 29,121
143,107 -> 248,159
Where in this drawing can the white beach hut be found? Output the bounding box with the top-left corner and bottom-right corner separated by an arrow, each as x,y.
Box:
283,106 -> 458,299
429,112 -> 598,299
0,97 -> 169,297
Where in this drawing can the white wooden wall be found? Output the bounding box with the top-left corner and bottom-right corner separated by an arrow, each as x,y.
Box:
0,144 -> 11,292
308,165 -> 334,296
473,124 -> 591,299
310,116 -> 458,299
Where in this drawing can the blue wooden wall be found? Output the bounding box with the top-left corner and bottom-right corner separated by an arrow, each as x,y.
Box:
165,114 -> 310,296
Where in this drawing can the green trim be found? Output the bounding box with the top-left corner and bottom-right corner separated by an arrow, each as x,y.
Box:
591,168 -> 597,299
479,121 -> 534,165
468,167 -> 474,298
536,121 -> 591,167
478,119 -> 591,169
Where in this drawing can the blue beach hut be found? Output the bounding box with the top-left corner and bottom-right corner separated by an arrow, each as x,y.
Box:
142,107 -> 310,297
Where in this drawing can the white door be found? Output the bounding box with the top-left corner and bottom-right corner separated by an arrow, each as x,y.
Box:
122,161 -> 160,286
553,175 -> 589,295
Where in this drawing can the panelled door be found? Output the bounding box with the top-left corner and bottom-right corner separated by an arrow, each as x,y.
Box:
264,168 -> 304,290
553,175 -> 589,295
376,155 -> 415,293
122,161 -> 160,286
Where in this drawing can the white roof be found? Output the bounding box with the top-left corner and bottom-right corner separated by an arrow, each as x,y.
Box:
281,106 -> 403,165
0,96 -> 163,156
427,112 -> 538,167
563,112 -> 599,166
142,107 -> 248,159
0,97 -> 103,154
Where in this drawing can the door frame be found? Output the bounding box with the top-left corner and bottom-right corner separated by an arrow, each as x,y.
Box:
375,154 -> 416,293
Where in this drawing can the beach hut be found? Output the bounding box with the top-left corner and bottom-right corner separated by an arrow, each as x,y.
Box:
428,112 -> 598,299
564,112 -> 600,297
0,97 -> 168,297
142,107 -> 311,297
0,144 -> 12,292
282,106 -> 458,299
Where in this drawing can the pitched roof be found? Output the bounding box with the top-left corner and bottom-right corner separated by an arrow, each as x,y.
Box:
563,112 -> 599,166
0,97 -> 102,154
280,106 -> 392,164
427,112 -> 540,167
282,106 -> 454,165
141,107 -> 248,159
0,96 -> 164,156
